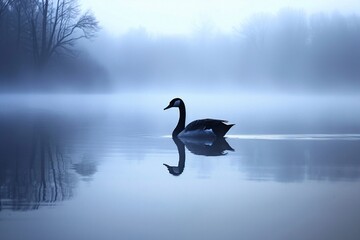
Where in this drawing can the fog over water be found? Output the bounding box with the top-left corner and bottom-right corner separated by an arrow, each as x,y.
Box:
80,0 -> 360,35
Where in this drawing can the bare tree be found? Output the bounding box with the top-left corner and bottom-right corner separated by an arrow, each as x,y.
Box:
0,0 -> 13,19
26,0 -> 99,67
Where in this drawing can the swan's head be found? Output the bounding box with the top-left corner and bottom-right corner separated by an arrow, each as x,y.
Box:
163,163 -> 183,176
164,98 -> 183,110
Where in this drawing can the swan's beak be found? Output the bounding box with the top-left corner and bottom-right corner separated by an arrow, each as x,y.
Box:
164,104 -> 171,110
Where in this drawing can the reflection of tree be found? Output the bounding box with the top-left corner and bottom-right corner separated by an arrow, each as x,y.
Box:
72,153 -> 98,181
0,118 -> 76,211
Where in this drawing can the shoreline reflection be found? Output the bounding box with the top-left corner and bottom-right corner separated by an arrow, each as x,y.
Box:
0,114 -> 97,211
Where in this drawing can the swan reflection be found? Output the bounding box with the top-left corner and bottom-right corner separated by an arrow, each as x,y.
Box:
181,137 -> 234,156
163,137 -> 186,176
163,137 -> 234,176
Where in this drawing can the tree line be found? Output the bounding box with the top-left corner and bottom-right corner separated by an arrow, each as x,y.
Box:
239,9 -> 360,87
1,6 -> 360,91
95,9 -> 360,90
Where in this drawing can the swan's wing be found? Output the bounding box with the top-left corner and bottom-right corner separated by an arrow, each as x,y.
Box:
185,119 -> 234,137
185,119 -> 228,130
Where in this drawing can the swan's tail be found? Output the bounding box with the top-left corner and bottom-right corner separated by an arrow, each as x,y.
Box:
215,123 -> 235,137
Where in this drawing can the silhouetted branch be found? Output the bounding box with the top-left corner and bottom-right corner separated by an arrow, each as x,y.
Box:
0,0 -> 13,19
15,0 -> 99,67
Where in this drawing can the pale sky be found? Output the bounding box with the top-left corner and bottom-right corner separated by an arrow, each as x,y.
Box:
80,0 -> 360,36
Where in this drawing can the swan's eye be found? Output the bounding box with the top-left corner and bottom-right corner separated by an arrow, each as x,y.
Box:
173,100 -> 181,107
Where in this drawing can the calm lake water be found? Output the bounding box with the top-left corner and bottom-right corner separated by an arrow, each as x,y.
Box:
1,93 -> 360,240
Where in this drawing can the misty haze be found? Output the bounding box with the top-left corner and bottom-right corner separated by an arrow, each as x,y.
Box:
1,1 -> 360,240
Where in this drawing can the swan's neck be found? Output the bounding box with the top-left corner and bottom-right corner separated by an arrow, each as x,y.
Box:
173,104 -> 186,137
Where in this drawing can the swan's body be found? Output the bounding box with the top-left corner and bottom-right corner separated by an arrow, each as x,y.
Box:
164,98 -> 234,138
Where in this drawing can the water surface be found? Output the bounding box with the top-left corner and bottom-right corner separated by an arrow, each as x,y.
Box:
1,94 -> 360,240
